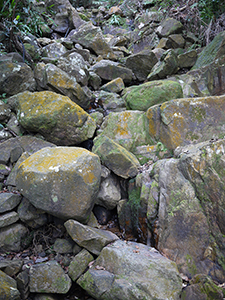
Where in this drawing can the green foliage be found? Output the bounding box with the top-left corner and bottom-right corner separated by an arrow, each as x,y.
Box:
198,0 -> 225,23
0,0 -> 55,37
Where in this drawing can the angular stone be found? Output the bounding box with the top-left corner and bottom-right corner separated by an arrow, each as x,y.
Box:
68,249 -> 94,281
0,223 -> 28,252
29,260 -> 71,294
93,135 -> 140,179
125,50 -> 158,81
156,18 -> 183,37
77,239 -> 182,300
0,100 -> 11,122
16,147 -> 101,222
0,193 -> 21,213
42,42 -> 67,58
0,270 -> 20,300
0,211 -> 19,228
65,219 -> 119,255
100,77 -> 125,93
53,238 -> 74,254
90,59 -> 133,84
178,49 -> 197,68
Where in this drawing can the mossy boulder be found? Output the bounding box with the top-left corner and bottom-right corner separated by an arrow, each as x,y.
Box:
123,79 -> 183,111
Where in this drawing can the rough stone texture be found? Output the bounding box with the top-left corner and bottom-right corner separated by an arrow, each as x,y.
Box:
0,270 -> 20,300
0,211 -> 19,228
90,60 -> 133,84
0,193 -> 22,213
96,91 -> 126,112
93,135 -> 140,179
68,249 -> 94,281
65,219 -> 119,255
125,50 -> 158,81
123,79 -> 183,111
147,49 -> 179,80
16,147 -> 101,223
29,260 -> 71,294
34,63 -> 90,110
69,22 -> 115,59
156,17 -> 183,37
96,110 -> 152,153
146,94 -> 225,150
77,239 -> 182,300
100,77 -> 125,93
192,30 -> 225,70
0,60 -> 36,96
56,52 -> 89,86
42,42 -> 67,58
0,223 -> 28,252
12,91 -> 96,145
178,49 -> 197,68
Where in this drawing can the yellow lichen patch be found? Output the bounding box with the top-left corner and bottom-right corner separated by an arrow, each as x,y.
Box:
146,109 -> 157,137
115,111 -> 132,139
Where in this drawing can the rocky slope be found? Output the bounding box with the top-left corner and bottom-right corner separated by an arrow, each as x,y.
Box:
1,0 -> 225,299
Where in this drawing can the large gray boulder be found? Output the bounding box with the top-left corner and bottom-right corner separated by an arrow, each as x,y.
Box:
77,239 -> 182,300
0,270 -> 20,300
16,147 -> 101,223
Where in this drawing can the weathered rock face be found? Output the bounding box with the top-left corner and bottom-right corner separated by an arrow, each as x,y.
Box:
123,79 -> 183,111
16,147 -> 101,223
77,239 -> 182,300
65,219 -> 119,255
0,223 -> 28,252
29,260 -> 72,294
0,59 -> 36,96
10,91 -> 96,145
93,135 -> 140,179
147,95 -> 225,150
156,17 -> 183,37
34,63 -> 90,110
96,110 -> 153,153
148,140 -> 225,282
0,269 -> 20,300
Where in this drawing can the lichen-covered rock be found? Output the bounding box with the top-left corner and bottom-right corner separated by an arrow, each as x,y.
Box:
90,60 -> 133,84
178,49 -> 197,68
125,50 -> 158,81
0,100 -> 11,122
16,147 -> 101,222
64,219 -> 119,255
34,63 -> 90,110
0,193 -> 21,213
96,91 -> 126,112
147,49 -> 179,80
93,135 -> 140,179
123,79 -> 183,111
146,94 -> 225,150
77,239 -> 182,300
0,223 -> 28,252
41,42 -> 67,58
29,260 -> 71,294
97,110 -> 152,153
68,249 -> 94,281
156,17 -> 183,37
100,77 -> 125,93
0,212 -> 19,228
69,22 -> 115,59
0,59 -> 36,96
192,30 -> 225,70
12,91 -> 96,145
0,270 -> 20,300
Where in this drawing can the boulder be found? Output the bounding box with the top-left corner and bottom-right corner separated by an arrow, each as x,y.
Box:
68,249 -> 94,281
156,17 -> 183,37
90,59 -> 133,84
0,193 -> 21,213
69,22 -> 115,59
125,50 -> 158,81
96,110 -> 152,153
146,94 -> 225,151
64,219 -> 119,255
0,212 -> 19,228
0,270 -> 20,300
12,91 -> 96,145
123,79 -> 183,111
0,59 -> 36,96
41,42 -> 67,58
29,260 -> 71,294
96,91 -> 126,112
100,77 -> 125,93
178,49 -> 197,68
0,223 -> 28,252
16,147 -> 101,223
77,239 -> 182,300
147,49 -> 179,80
34,63 -> 90,110
56,52 -> 89,86
93,135 -> 140,179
